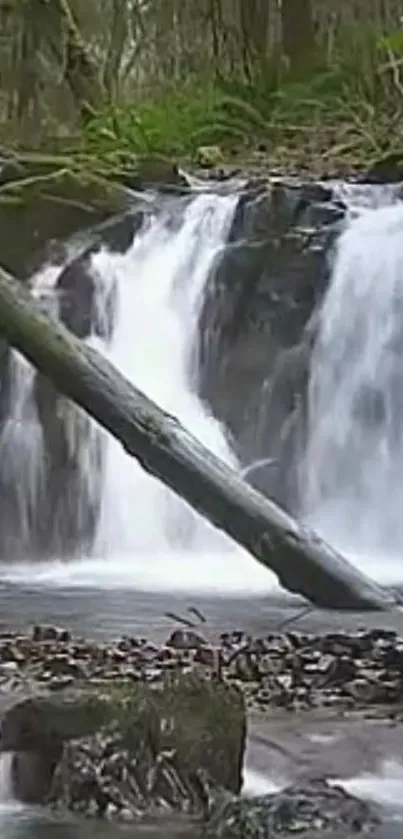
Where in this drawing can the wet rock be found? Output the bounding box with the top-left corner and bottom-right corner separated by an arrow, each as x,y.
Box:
0,158 -> 130,278
17,370 -> 104,561
31,625 -> 71,644
11,751 -> 56,804
118,158 -> 189,194
48,729 -> 205,819
167,629 -> 207,650
363,153 -> 403,184
0,339 -> 11,429
204,776 -> 379,837
198,177 -> 346,512
2,671 -> 245,817
54,208 -> 149,342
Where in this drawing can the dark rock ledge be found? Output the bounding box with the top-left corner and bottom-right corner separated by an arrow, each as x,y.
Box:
0,624 -> 400,834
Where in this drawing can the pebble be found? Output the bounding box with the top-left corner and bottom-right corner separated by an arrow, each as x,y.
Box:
0,624 -> 402,714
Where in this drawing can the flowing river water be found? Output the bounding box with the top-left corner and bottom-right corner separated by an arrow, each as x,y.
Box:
1,185 -> 403,835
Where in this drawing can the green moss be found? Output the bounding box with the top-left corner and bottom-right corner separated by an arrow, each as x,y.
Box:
2,673 -> 245,793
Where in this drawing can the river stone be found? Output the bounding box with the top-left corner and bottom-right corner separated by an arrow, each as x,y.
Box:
1,671 -> 245,817
203,776 -> 379,837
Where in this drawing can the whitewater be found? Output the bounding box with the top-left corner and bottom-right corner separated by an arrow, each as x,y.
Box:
0,192 -> 275,593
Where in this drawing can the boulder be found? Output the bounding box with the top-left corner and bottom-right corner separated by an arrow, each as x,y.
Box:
53,207 -> 149,341
1,672 -> 245,820
198,178 -> 346,511
203,776 -> 379,837
0,158 -> 130,279
0,155 -> 189,279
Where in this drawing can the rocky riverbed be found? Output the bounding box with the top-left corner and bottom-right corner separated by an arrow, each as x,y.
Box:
1,622 -> 403,835
0,622 -> 402,712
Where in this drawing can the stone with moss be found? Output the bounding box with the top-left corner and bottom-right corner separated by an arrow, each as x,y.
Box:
0,671 -> 245,819
0,156 -> 132,276
0,153 -> 187,277
195,145 -> 224,169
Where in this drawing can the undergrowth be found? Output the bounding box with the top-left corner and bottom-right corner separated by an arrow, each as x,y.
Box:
3,22 -> 403,181
76,24 -> 403,176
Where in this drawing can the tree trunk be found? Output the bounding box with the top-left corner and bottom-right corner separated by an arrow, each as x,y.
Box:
239,0 -> 270,79
0,263 -> 395,612
57,0 -> 106,117
281,0 -> 316,74
102,0 -> 128,100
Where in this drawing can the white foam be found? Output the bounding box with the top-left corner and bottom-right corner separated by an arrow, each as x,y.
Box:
0,753 -> 23,817
302,201 -> 403,582
242,768 -> 284,797
334,759 -> 403,812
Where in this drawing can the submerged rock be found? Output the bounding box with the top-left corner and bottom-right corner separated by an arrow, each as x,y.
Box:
1,671 -> 245,819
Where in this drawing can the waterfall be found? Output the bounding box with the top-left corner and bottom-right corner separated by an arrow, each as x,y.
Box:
94,193 -> 238,557
0,192 -> 273,594
0,754 -> 13,803
0,753 -> 22,815
301,201 -> 403,583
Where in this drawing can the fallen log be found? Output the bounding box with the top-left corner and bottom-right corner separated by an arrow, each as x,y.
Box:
0,264 -> 396,611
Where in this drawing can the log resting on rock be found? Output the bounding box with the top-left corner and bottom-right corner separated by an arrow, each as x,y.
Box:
0,263 -> 396,611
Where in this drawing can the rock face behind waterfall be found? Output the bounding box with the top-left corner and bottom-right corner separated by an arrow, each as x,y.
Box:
0,176 -> 347,560
198,178 -> 346,511
0,205 -> 153,561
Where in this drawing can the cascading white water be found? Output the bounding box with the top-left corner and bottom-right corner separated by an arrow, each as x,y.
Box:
0,754 -> 13,803
87,192 -> 272,591
1,192 -> 274,593
302,201 -> 403,583
94,194 -> 238,554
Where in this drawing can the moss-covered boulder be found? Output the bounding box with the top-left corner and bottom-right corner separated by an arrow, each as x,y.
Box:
0,158 -> 130,278
0,671 -> 245,820
0,154 -> 188,277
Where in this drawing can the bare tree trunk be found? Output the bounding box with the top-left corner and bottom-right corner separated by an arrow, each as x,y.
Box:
0,262 -> 396,613
58,0 -> 106,116
239,0 -> 270,79
281,0 -> 316,74
103,0 -> 128,100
